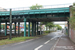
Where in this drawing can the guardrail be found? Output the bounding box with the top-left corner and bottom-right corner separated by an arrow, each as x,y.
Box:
0,3 -> 72,12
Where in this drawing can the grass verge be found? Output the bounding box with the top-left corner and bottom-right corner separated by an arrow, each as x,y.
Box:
0,37 -> 35,45
42,33 -> 49,36
0,32 -> 50,45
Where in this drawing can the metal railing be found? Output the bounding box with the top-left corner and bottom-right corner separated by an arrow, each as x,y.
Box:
0,8 -> 70,16
0,3 -> 73,12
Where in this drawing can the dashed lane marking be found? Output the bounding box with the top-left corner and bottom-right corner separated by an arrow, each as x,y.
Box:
44,40 -> 50,44
34,45 -> 43,50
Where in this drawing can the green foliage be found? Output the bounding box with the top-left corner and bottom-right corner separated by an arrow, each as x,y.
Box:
44,31 -> 50,33
41,22 -> 47,25
13,25 -> 15,29
69,17 -> 75,29
41,22 -> 55,27
41,22 -> 55,31
55,25 -> 62,30
46,22 -> 55,28
69,3 -> 75,29
73,3 -> 75,6
0,37 -> 34,45
30,4 -> 43,10
1,25 -> 3,29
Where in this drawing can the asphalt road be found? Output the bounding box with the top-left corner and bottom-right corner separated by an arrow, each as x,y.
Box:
0,30 -> 62,50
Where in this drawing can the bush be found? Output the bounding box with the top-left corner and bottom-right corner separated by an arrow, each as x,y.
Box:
44,31 -> 50,33
21,31 -> 32,35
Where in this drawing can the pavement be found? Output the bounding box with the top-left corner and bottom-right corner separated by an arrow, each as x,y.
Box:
51,33 -> 75,50
0,30 -> 75,50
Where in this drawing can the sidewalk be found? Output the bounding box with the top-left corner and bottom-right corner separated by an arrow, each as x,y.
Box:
53,34 -> 75,50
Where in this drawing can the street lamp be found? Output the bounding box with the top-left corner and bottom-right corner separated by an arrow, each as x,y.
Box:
9,9 -> 12,40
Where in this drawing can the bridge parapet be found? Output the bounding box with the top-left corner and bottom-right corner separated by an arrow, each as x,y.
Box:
0,7 -> 70,16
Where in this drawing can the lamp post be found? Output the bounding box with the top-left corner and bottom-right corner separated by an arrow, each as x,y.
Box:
9,9 -> 12,40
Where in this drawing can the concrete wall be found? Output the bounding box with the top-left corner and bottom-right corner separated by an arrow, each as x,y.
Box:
69,28 -> 75,43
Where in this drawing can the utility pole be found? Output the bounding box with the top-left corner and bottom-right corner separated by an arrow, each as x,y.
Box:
9,9 -> 12,40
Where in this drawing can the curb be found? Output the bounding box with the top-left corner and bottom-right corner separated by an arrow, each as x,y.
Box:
50,37 -> 60,50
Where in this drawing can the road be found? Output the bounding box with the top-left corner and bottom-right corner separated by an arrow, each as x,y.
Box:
0,30 -> 63,50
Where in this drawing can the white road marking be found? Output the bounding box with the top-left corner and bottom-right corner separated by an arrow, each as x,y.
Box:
56,46 -> 74,49
51,36 -> 57,40
50,38 -> 60,50
44,40 -> 50,44
52,38 -> 60,50
34,45 -> 43,50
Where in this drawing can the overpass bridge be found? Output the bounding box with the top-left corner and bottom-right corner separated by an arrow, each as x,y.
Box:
0,6 -> 70,37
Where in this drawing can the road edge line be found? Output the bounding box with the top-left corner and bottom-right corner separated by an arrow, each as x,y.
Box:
50,37 -> 60,50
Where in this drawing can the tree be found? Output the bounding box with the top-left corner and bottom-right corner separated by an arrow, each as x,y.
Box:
55,25 -> 62,30
41,22 -> 47,31
30,4 -> 43,10
46,22 -> 55,31
41,22 -> 55,31
69,3 -> 75,29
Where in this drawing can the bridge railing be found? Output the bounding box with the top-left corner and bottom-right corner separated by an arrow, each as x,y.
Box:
0,8 -> 70,16
0,3 -> 72,12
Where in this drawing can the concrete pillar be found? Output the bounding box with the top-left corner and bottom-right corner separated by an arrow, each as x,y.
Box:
28,22 -> 30,37
5,22 -> 7,36
18,22 -> 20,35
24,18 -> 26,37
14,22 -> 16,35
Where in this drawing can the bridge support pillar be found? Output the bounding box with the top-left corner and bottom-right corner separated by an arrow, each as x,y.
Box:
32,22 -> 34,36
5,22 -> 7,36
28,22 -> 30,37
32,22 -> 35,36
40,22 -> 41,35
18,22 -> 20,35
34,22 -> 36,36
37,22 -> 38,35
0,20 -> 1,34
24,18 -> 26,37
14,22 -> 16,35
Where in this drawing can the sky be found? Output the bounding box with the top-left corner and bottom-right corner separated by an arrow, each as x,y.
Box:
54,21 -> 67,28
0,0 -> 75,8
0,0 -> 75,28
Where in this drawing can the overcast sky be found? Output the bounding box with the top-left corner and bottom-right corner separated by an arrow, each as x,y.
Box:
0,0 -> 75,8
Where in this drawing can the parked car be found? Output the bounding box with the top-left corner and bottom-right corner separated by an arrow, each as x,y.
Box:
0,29 -> 5,33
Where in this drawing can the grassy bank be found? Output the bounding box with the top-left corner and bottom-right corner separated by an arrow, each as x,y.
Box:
0,31 -> 51,45
0,37 -> 35,45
